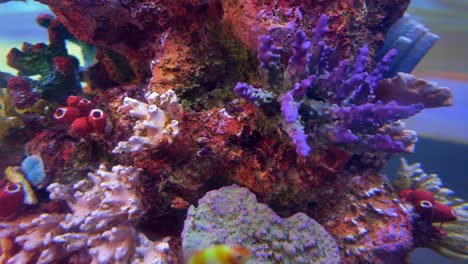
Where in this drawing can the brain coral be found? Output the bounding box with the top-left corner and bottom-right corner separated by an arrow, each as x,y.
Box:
182,185 -> 340,264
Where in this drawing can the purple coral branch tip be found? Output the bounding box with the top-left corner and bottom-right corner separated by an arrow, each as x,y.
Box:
258,35 -> 281,69
311,14 -> 329,45
234,82 -> 253,99
280,91 -> 299,123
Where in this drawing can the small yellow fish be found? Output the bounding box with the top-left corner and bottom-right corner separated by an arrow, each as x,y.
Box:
188,245 -> 251,264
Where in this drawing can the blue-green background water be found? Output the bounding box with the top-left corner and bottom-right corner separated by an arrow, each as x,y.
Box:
0,1 -> 466,263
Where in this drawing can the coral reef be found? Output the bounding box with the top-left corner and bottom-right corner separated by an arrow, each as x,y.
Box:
182,185 -> 341,263
0,0 -> 462,263
0,165 -> 176,263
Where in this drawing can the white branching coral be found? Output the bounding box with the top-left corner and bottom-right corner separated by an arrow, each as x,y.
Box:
113,90 -> 183,153
393,158 -> 468,261
0,165 -> 176,264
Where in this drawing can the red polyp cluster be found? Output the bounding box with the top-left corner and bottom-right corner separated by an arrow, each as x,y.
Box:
53,95 -> 108,137
399,189 -> 458,224
0,179 -> 24,219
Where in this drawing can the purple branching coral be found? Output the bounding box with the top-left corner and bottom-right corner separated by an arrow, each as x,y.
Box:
234,14 -> 436,157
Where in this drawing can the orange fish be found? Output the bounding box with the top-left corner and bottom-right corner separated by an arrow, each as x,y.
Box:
188,245 -> 251,264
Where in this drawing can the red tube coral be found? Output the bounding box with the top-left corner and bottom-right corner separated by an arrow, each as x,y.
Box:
67,95 -> 83,108
407,189 -> 435,204
0,180 -> 24,218
399,189 -> 413,201
78,98 -> 94,116
432,202 -> 458,223
400,189 -> 457,224
71,117 -> 92,137
88,109 -> 107,134
53,107 -> 81,124
414,200 -> 433,220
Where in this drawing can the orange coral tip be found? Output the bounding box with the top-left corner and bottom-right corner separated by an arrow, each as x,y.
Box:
432,202 -> 457,223
67,95 -> 83,108
88,109 -> 107,134
53,107 -> 81,124
71,117 -> 92,137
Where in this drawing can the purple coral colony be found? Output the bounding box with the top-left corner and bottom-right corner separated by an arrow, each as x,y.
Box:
0,0 -> 466,264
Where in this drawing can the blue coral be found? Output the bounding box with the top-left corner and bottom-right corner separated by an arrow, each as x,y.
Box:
21,155 -> 46,186
234,15 -> 429,157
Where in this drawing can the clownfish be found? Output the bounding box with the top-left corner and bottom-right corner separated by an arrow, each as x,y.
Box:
188,245 -> 251,264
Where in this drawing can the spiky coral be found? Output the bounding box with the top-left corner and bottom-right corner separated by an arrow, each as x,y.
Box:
234,15 -> 451,158
394,158 -> 468,261
0,165 -> 176,263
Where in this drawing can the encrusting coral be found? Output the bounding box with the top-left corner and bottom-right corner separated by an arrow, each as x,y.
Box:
0,165 -> 176,264
182,185 -> 341,264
